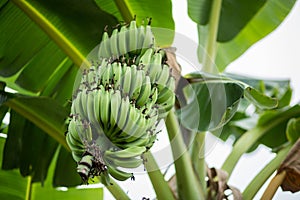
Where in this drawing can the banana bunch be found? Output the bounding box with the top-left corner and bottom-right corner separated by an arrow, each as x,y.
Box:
66,19 -> 176,185
98,18 -> 154,62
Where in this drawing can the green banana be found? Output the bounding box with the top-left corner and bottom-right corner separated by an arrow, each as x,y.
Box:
114,96 -> 130,136
110,28 -> 119,59
105,156 -> 143,169
157,87 -> 175,104
131,69 -> 144,101
121,66 -> 131,96
98,31 -> 111,58
158,94 -> 175,118
156,64 -> 170,91
101,63 -> 112,87
149,52 -> 163,81
112,62 -> 122,90
100,89 -> 111,132
119,105 -> 140,138
104,146 -> 146,159
137,48 -> 154,72
142,22 -> 154,52
108,166 -> 133,181
109,90 -> 122,136
125,115 -> 148,143
136,75 -> 151,107
118,25 -> 128,56
136,25 -> 145,52
128,20 -> 138,53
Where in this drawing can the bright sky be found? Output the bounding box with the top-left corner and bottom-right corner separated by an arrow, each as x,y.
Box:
105,1 -> 300,199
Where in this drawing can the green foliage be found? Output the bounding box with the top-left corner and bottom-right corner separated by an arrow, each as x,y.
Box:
188,0 -> 297,71
286,118 -> 300,143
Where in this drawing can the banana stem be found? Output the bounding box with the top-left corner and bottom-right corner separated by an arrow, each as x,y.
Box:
202,0 -> 223,73
222,107 -> 300,177
191,132 -> 207,197
261,171 -> 286,200
221,126 -> 265,176
144,151 -> 175,200
105,178 -> 131,200
165,111 -> 205,199
25,176 -> 32,200
114,0 -> 133,23
242,144 -> 292,200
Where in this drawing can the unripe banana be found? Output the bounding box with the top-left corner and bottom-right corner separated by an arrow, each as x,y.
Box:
149,52 -> 163,81
105,156 -> 143,169
121,66 -> 131,96
109,90 -> 122,135
67,20 -> 176,184
110,28 -> 119,59
112,62 -> 122,89
128,20 -> 138,53
136,75 -> 151,107
100,89 -> 111,132
118,25 -> 128,56
142,22 -> 154,53
136,25 -> 145,52
108,165 -> 133,181
137,48 -> 154,73
156,64 -> 170,91
98,31 -> 111,58
104,146 -> 146,159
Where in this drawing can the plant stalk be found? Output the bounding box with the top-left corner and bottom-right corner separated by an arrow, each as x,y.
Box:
144,151 -> 175,200
191,132 -> 207,197
114,0 -> 133,23
166,111 -> 205,200
242,144 -> 292,200
202,0 -> 223,73
261,171 -> 286,200
11,0 -> 88,67
25,176 -> 32,200
105,178 -> 131,200
221,107 -> 300,177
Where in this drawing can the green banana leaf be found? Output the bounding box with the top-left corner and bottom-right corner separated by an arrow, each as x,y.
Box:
0,137 -> 28,200
95,0 -> 175,46
188,0 -> 296,71
178,72 -> 280,132
0,0 -> 117,93
286,118 -> 300,143
0,137 -> 103,200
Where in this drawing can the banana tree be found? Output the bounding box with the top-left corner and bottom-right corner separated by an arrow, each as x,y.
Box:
0,0 -> 299,199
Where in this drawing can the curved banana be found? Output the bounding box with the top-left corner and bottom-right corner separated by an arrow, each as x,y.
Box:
136,75 -> 151,107
121,66 -> 132,96
137,48 -> 154,72
142,23 -> 154,53
156,64 -> 170,91
110,28 -> 119,59
104,146 -> 146,159
112,62 -> 122,90
98,31 -> 110,58
108,90 -> 122,136
136,25 -> 145,52
118,25 -> 128,56
108,166 -> 133,181
100,89 -> 111,132
128,20 -> 138,53
149,52 -> 163,81
105,156 -> 143,169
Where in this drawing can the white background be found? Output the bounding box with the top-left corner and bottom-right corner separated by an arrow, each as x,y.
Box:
105,0 -> 300,199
